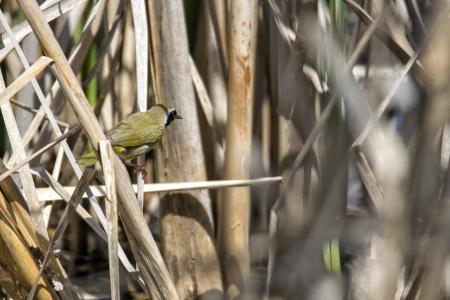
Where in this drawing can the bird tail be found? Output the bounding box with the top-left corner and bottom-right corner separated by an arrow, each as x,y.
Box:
77,145 -> 128,167
77,150 -> 98,167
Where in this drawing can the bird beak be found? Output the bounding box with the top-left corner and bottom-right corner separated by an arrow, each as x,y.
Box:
176,114 -> 183,119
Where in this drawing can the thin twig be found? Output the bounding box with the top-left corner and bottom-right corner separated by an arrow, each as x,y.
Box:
100,140 -> 120,300
205,0 -> 228,78
9,98 -> 68,128
0,59 -> 49,248
35,176 -> 283,201
189,55 -> 223,144
36,169 -> 137,274
266,11 -> 386,295
0,0 -> 88,61
20,0 -> 108,147
353,149 -> 383,211
0,56 -> 53,107
270,4 -> 395,211
8,2 -> 149,293
130,0 -> 149,211
265,0 -> 296,46
344,0 -> 423,72
81,13 -> 123,88
27,169 -> 96,300
352,8 -> 447,147
0,125 -> 81,184
43,125 -> 68,226
17,1 -> 181,296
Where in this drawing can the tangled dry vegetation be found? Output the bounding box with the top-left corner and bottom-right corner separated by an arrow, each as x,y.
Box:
0,0 -> 449,299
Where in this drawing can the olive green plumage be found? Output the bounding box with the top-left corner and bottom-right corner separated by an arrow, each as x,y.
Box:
77,104 -> 182,167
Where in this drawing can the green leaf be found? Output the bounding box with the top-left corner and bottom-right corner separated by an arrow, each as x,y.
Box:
323,238 -> 341,274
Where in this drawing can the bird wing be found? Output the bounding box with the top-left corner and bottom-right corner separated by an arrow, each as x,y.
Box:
77,150 -> 97,167
109,111 -> 165,148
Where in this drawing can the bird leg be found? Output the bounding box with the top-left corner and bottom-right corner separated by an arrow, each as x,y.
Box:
114,144 -> 150,177
124,159 -> 147,177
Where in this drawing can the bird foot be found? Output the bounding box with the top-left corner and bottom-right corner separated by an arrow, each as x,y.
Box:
124,159 -> 147,177
133,165 -> 147,177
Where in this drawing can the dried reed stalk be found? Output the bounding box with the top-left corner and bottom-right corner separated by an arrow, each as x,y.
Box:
218,1 -> 258,298
28,168 -> 96,300
0,40 -> 48,247
0,56 -> 52,107
15,1 -> 178,298
413,5 -> 450,298
0,190 -> 56,299
35,177 -> 283,201
19,0 -> 107,149
0,0 -> 88,61
130,0 -> 148,210
147,1 -> 223,298
100,140 -> 120,300
37,169 -> 137,276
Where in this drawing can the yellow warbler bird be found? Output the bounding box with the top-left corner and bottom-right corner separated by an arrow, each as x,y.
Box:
77,104 -> 182,170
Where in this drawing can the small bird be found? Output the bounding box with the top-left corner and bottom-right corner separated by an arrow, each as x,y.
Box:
77,104 -> 182,171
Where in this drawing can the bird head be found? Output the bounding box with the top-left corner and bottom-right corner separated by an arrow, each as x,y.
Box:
165,107 -> 182,127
